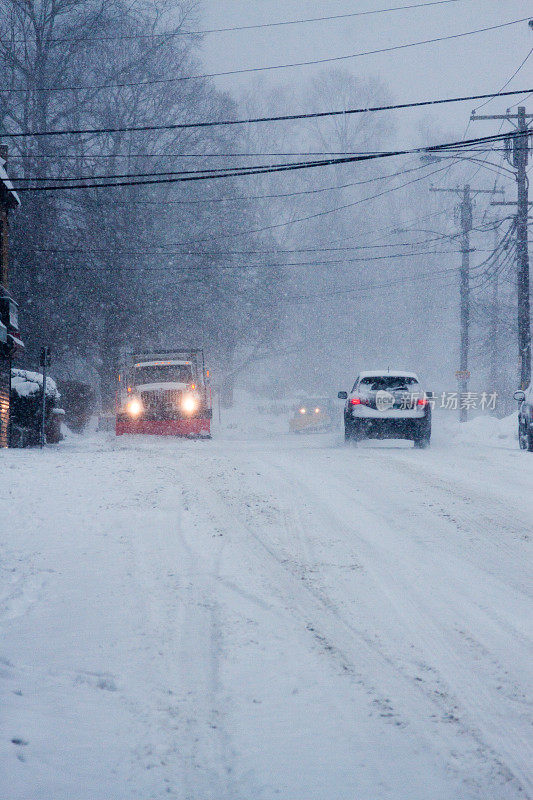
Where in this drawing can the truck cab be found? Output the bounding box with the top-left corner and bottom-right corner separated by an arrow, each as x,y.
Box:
116,350 -> 212,437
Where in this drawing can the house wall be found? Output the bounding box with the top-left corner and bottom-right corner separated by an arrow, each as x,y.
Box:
0,352 -> 10,447
0,207 -> 8,288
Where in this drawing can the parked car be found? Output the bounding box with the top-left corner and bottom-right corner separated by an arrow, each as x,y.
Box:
514,385 -> 533,451
338,370 -> 432,448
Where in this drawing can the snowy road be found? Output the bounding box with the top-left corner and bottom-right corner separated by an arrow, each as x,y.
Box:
1,421 -> 532,799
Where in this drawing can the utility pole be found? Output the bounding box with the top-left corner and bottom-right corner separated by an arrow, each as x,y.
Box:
430,184 -> 503,421
471,106 -> 533,388
39,346 -> 51,449
489,221 -> 500,396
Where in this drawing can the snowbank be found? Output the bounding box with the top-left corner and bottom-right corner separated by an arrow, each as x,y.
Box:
448,411 -> 517,447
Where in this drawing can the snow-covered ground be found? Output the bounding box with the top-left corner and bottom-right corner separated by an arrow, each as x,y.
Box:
1,404 -> 532,800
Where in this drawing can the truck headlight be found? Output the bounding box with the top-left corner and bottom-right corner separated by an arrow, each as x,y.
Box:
126,398 -> 143,417
181,393 -> 198,415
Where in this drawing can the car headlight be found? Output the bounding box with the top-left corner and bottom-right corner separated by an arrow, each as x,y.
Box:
299,407 -> 306,415
126,398 -> 143,417
181,393 -> 199,415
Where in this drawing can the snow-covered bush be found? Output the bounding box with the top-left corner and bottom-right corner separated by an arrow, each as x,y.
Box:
10,369 -> 62,447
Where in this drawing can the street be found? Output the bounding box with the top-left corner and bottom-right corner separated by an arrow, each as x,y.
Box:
1,420 -> 532,800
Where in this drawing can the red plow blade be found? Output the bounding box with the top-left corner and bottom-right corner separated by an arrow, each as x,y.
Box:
116,418 -> 211,437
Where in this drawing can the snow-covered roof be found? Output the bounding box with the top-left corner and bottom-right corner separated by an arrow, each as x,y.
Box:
7,333 -> 25,352
0,157 -> 20,208
135,360 -> 191,367
11,368 -> 60,400
357,369 -> 419,380
135,382 -> 189,391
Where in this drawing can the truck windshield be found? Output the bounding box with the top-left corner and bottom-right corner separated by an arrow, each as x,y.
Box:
134,364 -> 193,384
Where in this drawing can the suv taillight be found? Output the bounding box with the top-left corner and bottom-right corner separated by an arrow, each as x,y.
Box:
350,397 -> 361,405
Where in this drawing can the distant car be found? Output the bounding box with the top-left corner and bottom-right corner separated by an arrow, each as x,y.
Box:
289,397 -> 335,433
514,385 -> 533,451
338,370 -> 432,448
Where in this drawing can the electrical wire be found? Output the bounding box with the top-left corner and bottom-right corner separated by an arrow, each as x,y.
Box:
472,47 -> 533,113
3,89 -> 531,133
9,161 -> 434,183
469,222 -> 517,288
9,151 -> 518,185
305,214 -> 517,307
471,244 -> 517,292
284,266 -> 463,304
507,88 -> 533,109
7,1 -> 470,44
139,163 -> 455,246
11,133 -> 531,192
17,151 -> 506,211
27,235 -> 462,257
7,148 -> 512,160
2,17 -> 529,93
32,249 -> 469,272
48,162 -> 434,207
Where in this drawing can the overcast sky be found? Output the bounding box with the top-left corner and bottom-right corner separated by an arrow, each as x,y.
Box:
199,0 -> 532,143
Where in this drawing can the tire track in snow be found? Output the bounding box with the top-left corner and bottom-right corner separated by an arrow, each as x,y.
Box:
183,453 -> 527,799
125,472 -> 241,800
254,446 -> 532,798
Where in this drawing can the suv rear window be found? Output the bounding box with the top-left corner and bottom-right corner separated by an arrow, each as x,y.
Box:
357,376 -> 419,391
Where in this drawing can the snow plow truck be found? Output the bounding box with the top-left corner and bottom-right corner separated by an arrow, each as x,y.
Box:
116,350 -> 212,437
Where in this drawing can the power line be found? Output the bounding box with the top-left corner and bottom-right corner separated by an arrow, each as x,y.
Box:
11,132 -> 530,192
290,237 -> 517,307
40,160 -> 467,258
56,165 -> 459,246
2,88 -> 531,132
8,1 -> 470,44
10,162 -> 426,182
1,20 -> 530,93
98,163 -> 436,206
7,148 -> 511,159
469,220 -> 517,277
107,192 -> 471,255
509,90 -> 533,109
40,160 -> 432,208
32,249 -> 468,272
471,243 -> 517,291
472,46 -> 533,114
14,166 -> 453,261
9,150 -> 515,184
6,160 -> 437,183
285,266 -> 462,304
44,163 -> 514,256
152,234 -> 507,302
28,235 -> 461,257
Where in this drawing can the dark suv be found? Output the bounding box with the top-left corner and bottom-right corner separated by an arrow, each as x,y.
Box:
338,370 -> 432,448
514,386 -> 533,451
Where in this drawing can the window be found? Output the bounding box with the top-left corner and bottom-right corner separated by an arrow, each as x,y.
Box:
135,364 -> 193,384
356,376 -> 419,391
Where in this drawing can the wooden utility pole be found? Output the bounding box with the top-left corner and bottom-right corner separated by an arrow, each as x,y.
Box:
39,346 -> 51,449
471,107 -> 533,388
488,221 -> 500,395
430,184 -> 503,421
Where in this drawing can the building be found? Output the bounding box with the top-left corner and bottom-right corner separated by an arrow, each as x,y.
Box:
0,149 -> 22,447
